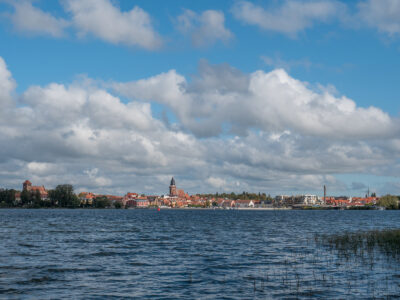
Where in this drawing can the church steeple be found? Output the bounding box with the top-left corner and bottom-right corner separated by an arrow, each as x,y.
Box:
169,177 -> 177,196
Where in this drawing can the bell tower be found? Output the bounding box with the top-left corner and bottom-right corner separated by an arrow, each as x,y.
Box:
23,180 -> 32,191
169,177 -> 177,196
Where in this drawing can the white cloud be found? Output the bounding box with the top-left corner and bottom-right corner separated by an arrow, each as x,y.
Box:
358,0 -> 400,36
0,57 -> 16,109
206,177 -> 227,189
8,1 -> 69,37
176,9 -> 233,47
63,0 -> 162,49
114,61 -> 394,140
1,56 -> 400,196
84,168 -> 112,187
27,162 -> 58,175
231,0 -> 344,36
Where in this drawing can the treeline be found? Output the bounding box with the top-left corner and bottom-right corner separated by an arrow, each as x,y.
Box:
0,184 -> 120,208
377,195 -> 400,210
196,191 -> 274,202
0,189 -> 16,207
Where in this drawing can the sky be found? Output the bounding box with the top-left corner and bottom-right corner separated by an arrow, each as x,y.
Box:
0,0 -> 400,196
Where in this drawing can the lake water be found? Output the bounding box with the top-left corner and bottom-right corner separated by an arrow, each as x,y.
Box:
1,209 -> 400,299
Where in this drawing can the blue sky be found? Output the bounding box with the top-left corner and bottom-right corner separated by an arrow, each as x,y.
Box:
0,0 -> 400,196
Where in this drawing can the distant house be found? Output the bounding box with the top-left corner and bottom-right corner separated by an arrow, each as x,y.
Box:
301,195 -> 318,205
123,193 -> 139,206
235,200 -> 255,208
105,195 -> 124,204
275,195 -> 317,206
216,198 -> 235,208
79,192 -> 95,205
15,192 -> 21,203
22,180 -> 49,200
126,197 -> 149,208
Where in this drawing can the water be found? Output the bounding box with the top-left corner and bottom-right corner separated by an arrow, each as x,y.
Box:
1,209 -> 400,299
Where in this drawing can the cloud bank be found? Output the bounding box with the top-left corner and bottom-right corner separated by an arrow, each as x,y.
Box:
114,60 -> 393,139
3,0 -> 400,49
0,57 -> 399,195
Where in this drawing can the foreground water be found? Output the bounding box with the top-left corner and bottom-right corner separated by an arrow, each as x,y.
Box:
1,209 -> 400,299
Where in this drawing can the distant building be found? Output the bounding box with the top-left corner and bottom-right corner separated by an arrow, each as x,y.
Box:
169,177 -> 177,196
275,194 -> 318,206
163,177 -> 192,207
235,200 -> 255,208
216,198 -> 235,208
79,192 -> 95,205
301,194 -> 318,205
22,180 -> 48,200
129,197 -> 149,208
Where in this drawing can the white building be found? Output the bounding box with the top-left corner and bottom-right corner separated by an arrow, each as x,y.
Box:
301,194 -> 318,205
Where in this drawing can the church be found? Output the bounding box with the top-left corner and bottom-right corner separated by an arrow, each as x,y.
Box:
22,180 -> 48,200
163,177 -> 190,207
169,177 -> 189,198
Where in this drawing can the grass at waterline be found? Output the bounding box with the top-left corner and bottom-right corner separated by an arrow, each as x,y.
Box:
315,229 -> 400,260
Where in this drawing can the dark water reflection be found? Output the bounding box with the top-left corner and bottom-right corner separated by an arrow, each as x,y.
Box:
1,209 -> 400,299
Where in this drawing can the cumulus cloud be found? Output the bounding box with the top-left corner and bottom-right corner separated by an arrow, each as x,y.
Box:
358,0 -> 400,36
231,0 -> 344,36
176,9 -> 233,47
206,177 -> 227,189
0,57 -> 15,107
1,56 -> 399,196
63,0 -> 162,49
114,60 -> 394,139
7,1 -> 69,37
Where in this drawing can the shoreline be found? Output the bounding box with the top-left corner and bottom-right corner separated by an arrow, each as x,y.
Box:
0,206 -> 388,211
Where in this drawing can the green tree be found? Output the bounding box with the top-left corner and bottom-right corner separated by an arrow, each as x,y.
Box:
32,190 -> 42,208
50,184 -> 80,208
93,196 -> 110,208
378,195 -> 399,210
0,189 -> 16,207
114,201 -> 122,209
21,189 -> 32,206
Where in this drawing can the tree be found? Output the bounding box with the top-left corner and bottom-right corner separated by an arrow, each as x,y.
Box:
114,201 -> 122,209
21,189 -> 32,206
33,190 -> 42,208
378,195 -> 399,210
93,196 -> 110,208
0,189 -> 16,207
50,184 -> 80,208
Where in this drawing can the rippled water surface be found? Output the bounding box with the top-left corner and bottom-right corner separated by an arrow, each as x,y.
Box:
1,209 -> 400,299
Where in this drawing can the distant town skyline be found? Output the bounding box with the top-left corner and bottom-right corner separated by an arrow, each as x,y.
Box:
1,177 -> 382,209
0,0 -> 400,196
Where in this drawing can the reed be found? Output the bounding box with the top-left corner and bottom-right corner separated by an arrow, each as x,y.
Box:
315,229 -> 400,260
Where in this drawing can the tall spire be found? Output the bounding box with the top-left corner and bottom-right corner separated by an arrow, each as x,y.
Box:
169,177 -> 177,196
